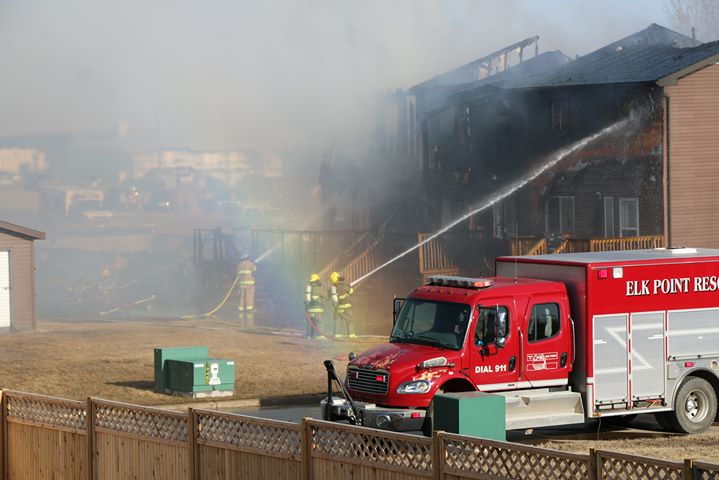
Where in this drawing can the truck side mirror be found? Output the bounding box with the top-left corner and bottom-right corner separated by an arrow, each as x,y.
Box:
494,311 -> 507,349
392,298 -> 405,325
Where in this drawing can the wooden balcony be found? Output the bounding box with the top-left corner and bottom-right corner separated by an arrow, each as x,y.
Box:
521,235 -> 665,256
417,232 -> 459,275
419,233 -> 665,275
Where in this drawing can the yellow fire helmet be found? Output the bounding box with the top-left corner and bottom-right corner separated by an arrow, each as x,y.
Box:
309,273 -> 320,283
330,271 -> 341,284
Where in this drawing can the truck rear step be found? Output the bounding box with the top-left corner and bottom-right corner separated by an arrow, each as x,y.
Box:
496,389 -> 585,430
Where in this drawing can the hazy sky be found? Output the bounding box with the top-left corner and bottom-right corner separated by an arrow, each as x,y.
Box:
0,1 -> 671,151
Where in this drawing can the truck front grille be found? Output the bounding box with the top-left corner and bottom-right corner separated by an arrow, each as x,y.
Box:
347,367 -> 389,395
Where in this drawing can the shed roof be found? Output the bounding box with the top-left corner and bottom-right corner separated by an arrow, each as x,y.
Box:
0,220 -> 45,240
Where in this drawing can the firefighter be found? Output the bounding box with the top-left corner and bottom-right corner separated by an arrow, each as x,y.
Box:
305,273 -> 324,339
329,271 -> 355,338
236,253 -> 256,324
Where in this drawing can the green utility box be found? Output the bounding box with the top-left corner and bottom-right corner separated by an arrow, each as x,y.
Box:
434,392 -> 506,441
154,346 -> 209,393
166,358 -> 235,398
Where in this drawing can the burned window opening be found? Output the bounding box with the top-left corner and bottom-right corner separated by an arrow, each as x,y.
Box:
604,196 -> 615,238
545,196 -> 575,234
551,98 -> 569,134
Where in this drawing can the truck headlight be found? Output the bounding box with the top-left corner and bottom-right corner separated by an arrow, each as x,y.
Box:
396,380 -> 431,394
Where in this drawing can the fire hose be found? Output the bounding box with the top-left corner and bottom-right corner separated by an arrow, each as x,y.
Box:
100,295 -> 156,317
304,312 -> 351,342
181,274 -> 241,319
181,273 -> 354,343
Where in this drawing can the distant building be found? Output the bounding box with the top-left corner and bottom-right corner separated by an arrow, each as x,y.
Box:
0,220 -> 45,331
0,148 -> 47,175
132,149 -> 276,184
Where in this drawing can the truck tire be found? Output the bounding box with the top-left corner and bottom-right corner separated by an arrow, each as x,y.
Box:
665,377 -> 717,434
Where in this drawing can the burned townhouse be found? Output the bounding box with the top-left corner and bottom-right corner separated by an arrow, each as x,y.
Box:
255,24 -> 719,335
397,24 -> 719,275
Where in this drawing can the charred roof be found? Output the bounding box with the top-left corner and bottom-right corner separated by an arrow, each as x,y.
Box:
508,40 -> 719,88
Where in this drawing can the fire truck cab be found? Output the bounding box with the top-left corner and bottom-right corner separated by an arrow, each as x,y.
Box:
323,248 -> 719,435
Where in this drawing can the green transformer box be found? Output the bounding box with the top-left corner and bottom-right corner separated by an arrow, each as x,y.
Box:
433,392 -> 506,441
154,346 -> 209,393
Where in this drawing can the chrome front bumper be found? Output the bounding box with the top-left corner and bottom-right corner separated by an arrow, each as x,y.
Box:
321,396 -> 426,431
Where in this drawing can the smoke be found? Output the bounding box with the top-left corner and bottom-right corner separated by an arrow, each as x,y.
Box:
0,0 -> 669,151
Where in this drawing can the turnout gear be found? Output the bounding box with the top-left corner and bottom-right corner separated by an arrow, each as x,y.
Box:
329,273 -> 354,338
237,257 -> 257,323
305,274 -> 324,339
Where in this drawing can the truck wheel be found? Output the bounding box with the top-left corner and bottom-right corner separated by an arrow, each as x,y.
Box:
667,377 -> 717,434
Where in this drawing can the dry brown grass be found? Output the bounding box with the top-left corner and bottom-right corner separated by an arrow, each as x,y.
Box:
538,434 -> 719,462
0,317 -> 384,405
532,421 -> 719,462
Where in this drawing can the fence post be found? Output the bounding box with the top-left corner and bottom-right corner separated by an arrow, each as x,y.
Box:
683,458 -> 694,480
87,398 -> 96,480
588,448 -> 598,480
188,408 -> 198,480
432,431 -> 443,480
1,390 -> 6,480
301,417 -> 312,480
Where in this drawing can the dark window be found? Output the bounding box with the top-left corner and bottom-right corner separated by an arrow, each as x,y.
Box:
545,196 -> 575,234
604,196 -> 615,237
475,306 -> 509,346
528,303 -> 561,343
619,198 -> 639,237
551,99 -> 569,134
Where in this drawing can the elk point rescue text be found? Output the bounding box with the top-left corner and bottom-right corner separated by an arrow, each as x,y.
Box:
626,276 -> 719,296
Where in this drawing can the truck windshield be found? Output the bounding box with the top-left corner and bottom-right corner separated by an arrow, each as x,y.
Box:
390,299 -> 471,350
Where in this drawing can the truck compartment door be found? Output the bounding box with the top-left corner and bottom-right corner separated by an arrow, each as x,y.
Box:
667,308 -> 719,358
630,312 -> 665,401
593,314 -> 628,406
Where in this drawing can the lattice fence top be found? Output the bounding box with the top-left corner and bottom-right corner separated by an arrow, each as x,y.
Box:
197,411 -> 301,459
310,420 -> 432,473
695,461 -> 719,480
441,434 -> 589,480
597,450 -> 683,480
94,400 -> 188,444
6,392 -> 86,432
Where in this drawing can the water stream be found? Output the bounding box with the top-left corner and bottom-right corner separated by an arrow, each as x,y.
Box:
350,117 -> 631,287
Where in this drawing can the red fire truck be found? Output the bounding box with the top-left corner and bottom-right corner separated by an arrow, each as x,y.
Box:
323,248 -> 719,435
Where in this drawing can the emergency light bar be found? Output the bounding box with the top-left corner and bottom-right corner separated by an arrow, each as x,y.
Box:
426,275 -> 494,289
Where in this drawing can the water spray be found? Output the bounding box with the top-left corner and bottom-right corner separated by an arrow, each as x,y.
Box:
349,118 -> 630,288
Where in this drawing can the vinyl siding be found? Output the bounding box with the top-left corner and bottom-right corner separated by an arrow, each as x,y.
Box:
666,62 -> 719,247
0,232 -> 36,330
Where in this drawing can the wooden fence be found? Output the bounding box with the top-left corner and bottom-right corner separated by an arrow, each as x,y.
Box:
1,389 -> 719,479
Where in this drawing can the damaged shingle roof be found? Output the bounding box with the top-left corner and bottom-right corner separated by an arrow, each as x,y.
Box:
498,24 -> 718,88
447,50 -> 572,94
507,40 -> 719,88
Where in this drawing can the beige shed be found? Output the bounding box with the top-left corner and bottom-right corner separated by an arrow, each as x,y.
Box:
0,220 -> 45,331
